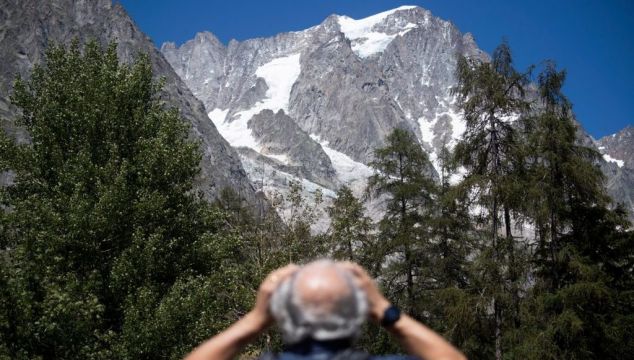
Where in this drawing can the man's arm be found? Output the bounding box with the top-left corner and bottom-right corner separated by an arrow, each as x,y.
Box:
184,264 -> 299,360
341,263 -> 467,360
183,311 -> 267,360
387,314 -> 467,360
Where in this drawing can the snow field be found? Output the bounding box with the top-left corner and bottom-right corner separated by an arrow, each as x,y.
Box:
337,6 -> 418,58
208,53 -> 302,161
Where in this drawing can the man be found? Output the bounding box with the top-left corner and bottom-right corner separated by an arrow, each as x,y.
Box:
184,260 -> 466,360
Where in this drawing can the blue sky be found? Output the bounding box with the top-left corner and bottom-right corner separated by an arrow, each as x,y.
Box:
119,0 -> 633,138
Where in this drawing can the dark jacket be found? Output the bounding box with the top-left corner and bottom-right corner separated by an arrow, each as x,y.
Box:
258,339 -> 419,360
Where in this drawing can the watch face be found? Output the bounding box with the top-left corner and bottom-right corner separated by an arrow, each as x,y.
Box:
382,305 -> 401,327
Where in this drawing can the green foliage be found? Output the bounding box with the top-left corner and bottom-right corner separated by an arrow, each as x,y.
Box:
0,37 -> 632,360
326,185 -> 374,265
0,40 -> 260,359
366,128 -> 436,318
507,61 -> 634,359
453,42 -> 534,359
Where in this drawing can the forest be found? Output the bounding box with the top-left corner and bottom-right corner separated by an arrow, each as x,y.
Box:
0,40 -> 632,359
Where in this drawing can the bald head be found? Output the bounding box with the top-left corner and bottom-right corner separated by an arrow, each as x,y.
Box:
269,260 -> 368,344
294,261 -> 353,313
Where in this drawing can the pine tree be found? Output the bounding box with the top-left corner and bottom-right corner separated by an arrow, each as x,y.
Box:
366,128 -> 436,318
510,61 -> 634,359
422,144 -> 487,356
281,180 -> 325,263
326,185 -> 374,265
453,41 -> 531,359
0,40 -> 257,359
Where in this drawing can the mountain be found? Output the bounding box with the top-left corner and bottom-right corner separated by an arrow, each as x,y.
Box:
161,5 -> 633,224
0,0 -> 260,207
597,126 -> 634,214
161,6 -> 482,224
598,126 -> 634,168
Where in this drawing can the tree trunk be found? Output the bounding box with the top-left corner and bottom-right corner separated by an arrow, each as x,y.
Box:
490,114 -> 503,360
495,298 -> 503,360
505,205 -> 520,327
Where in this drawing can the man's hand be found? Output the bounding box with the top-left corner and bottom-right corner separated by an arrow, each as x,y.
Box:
339,262 -> 390,323
340,262 -> 467,360
252,264 -> 300,328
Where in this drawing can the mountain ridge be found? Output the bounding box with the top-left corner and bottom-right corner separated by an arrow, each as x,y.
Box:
161,5 -> 633,224
0,0 -> 262,209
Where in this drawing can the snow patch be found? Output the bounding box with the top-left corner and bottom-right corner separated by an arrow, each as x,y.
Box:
254,53 -> 302,112
233,53 -> 302,125
209,53 -> 302,152
603,154 -> 624,168
264,153 -> 290,165
311,134 -> 374,195
416,102 -> 466,175
208,108 -> 259,150
448,166 -> 467,185
418,118 -> 435,145
337,6 -> 418,58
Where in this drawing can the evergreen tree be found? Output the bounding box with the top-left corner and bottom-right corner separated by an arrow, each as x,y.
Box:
524,61 -> 607,289
326,185 -> 374,265
428,145 -> 473,289
0,40 -> 256,359
453,41 -> 531,359
510,61 -> 634,359
366,128 -> 436,318
424,144 -> 486,357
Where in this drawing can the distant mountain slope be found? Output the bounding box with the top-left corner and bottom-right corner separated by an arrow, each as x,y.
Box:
597,126 -> 634,214
161,5 -> 633,222
0,0 -> 260,207
161,6 -> 634,222
598,126 -> 633,168
161,6 -> 482,225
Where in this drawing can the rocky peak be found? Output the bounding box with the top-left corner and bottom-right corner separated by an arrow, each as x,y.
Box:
161,5 -> 633,226
597,125 -> 634,168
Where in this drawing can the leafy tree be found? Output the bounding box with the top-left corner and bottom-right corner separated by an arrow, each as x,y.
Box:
0,40 -> 256,359
276,180 -> 325,263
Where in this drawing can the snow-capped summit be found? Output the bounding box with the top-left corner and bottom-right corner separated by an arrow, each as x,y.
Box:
335,5 -> 421,58
161,6 -> 633,226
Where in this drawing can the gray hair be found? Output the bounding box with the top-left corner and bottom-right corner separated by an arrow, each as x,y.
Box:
269,260 -> 368,344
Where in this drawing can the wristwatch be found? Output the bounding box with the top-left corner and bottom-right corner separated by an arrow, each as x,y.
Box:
380,305 -> 401,327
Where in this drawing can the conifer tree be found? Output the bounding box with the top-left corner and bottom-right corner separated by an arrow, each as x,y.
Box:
453,41 -> 531,359
423,144 -> 486,356
366,128 -> 436,318
327,185 -> 374,265
524,61 -> 606,288
510,61 -> 634,359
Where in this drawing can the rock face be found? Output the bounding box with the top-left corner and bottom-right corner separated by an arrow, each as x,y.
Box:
248,109 -> 338,189
598,126 -> 634,169
162,6 -> 485,170
161,6 -> 479,225
161,5 -> 633,223
0,0 -> 259,206
597,126 -> 634,215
